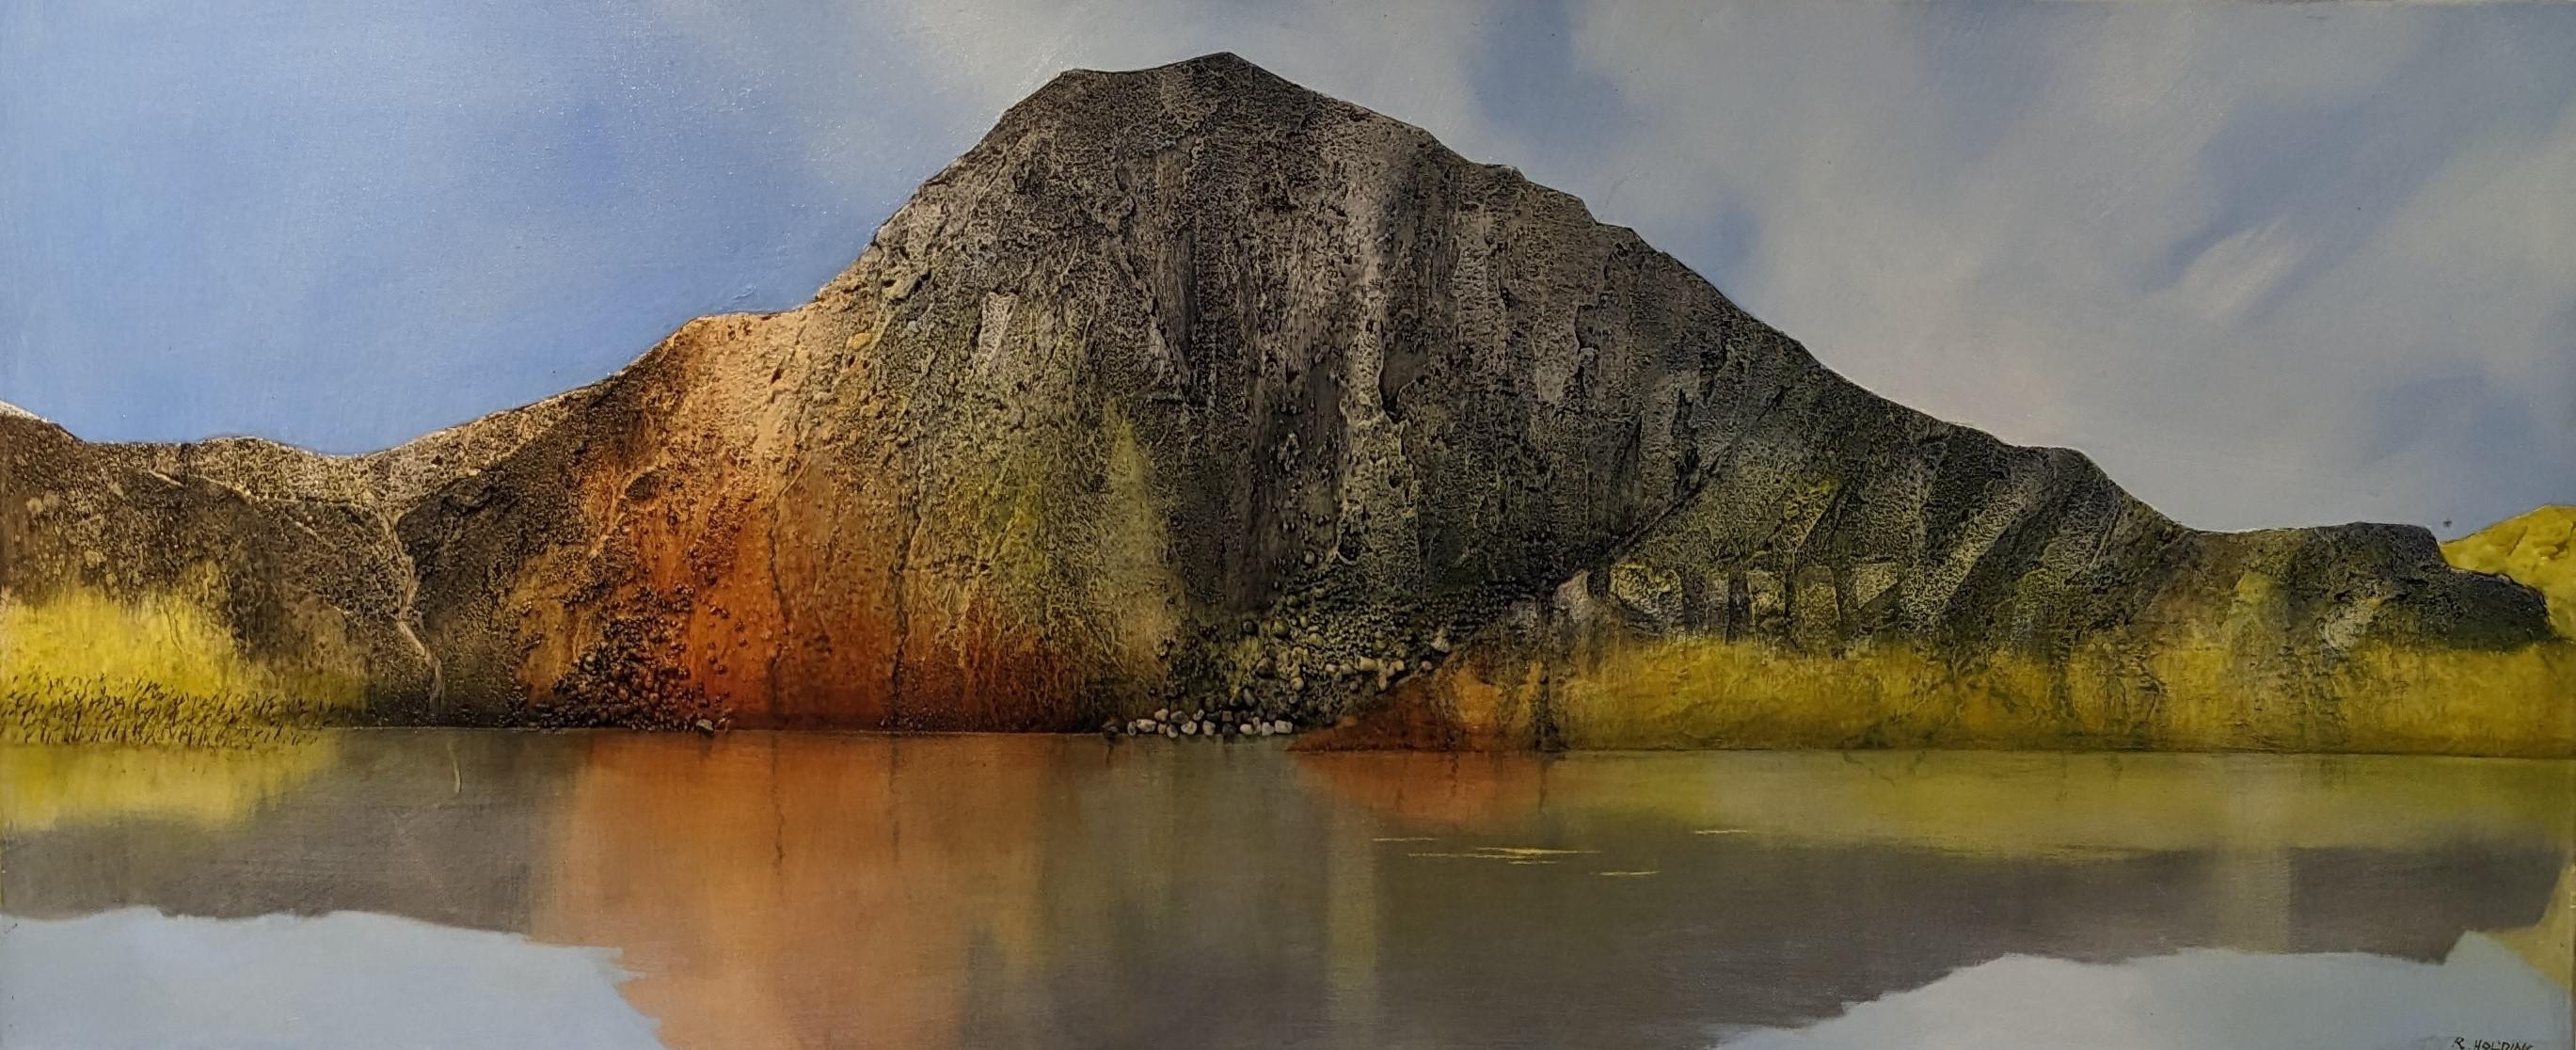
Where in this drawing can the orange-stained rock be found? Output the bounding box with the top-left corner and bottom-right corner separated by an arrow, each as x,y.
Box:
4,55 -> 2564,751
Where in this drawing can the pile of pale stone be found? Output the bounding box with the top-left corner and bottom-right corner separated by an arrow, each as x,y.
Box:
1111,708 -> 1296,740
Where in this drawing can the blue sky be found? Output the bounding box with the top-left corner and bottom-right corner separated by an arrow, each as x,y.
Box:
4,1 -> 2571,533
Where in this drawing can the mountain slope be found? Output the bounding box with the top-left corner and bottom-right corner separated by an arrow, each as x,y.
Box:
3,55 -> 2566,753
2444,506 -> 2575,639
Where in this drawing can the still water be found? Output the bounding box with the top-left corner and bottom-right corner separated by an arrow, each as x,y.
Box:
2,730 -> 2569,1049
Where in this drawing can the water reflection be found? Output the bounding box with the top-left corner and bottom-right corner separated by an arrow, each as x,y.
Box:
2,732 -> 578,931
1722,935 -> 2568,1050
0,738 -> 337,833
0,908 -> 659,1049
3,732 -> 2568,1049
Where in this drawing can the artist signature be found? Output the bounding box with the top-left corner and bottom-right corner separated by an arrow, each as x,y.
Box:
2444,1039 -> 2536,1050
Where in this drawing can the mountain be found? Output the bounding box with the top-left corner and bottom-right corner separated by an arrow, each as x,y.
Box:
3,55 -> 2566,753
2442,506 -> 2574,640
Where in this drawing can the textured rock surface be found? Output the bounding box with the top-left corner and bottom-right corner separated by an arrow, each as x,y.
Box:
2444,506 -> 2575,640
1,409 -> 434,722
3,55 -> 2567,752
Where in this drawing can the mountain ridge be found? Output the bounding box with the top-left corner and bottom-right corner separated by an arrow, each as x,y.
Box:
3,54 -> 2565,753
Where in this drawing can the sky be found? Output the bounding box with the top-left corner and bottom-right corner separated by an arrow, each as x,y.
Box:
3,1 -> 2570,534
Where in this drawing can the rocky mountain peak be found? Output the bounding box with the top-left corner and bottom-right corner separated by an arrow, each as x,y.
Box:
5,57 -> 2565,755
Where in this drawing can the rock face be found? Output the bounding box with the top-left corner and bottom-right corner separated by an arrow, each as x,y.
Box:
2443,506 -> 2575,640
3,55 -> 2567,753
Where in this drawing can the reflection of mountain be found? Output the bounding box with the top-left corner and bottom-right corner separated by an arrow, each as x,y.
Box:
531,734 -> 1067,1049
1719,935 -> 2568,1050
2490,861 -> 2574,989
1294,749 -> 2576,856
3,55 -> 2567,754
0,909 -> 659,1050
0,732 -> 577,931
5,733 -> 2565,1047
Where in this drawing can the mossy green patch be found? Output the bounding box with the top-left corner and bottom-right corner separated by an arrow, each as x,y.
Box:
942,390 -> 1182,687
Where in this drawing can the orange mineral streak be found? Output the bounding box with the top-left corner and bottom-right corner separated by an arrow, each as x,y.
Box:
880,593 -> 1096,730
501,314 -> 808,721
1297,643 -> 1541,752
495,310 -> 1112,731
760,475 -> 905,728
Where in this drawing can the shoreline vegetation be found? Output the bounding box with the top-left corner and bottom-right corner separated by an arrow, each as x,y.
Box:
1304,507 -> 2574,757
2,60 -> 2565,757
1,581 -> 353,747
5,507 -> 2567,753
1296,629 -> 2574,757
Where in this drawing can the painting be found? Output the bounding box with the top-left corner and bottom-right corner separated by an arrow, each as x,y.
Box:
3,3 -> 2569,1048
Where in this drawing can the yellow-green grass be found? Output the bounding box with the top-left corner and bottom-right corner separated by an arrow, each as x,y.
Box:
1545,633 -> 2576,756
0,581 -> 360,746
2443,504 -> 2576,639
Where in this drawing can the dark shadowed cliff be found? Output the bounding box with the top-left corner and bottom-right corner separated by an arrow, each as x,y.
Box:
3,55 -> 2566,753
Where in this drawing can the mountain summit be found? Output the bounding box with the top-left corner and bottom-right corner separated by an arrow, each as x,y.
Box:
4,55 -> 2566,753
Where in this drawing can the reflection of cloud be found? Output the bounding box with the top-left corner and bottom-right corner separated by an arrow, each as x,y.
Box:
0,908 -> 661,1049
1719,935 -> 2570,1050
6,736 -> 2564,1048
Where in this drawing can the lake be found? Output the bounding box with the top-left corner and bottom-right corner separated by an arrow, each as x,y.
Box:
3,730 -> 2569,1049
